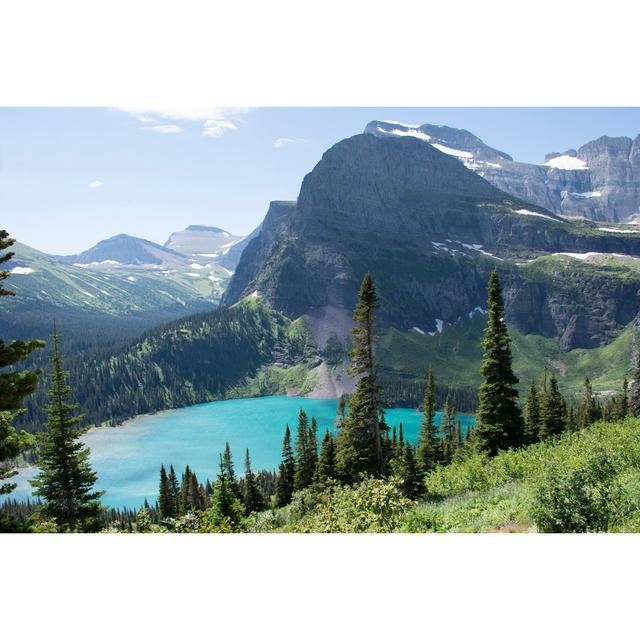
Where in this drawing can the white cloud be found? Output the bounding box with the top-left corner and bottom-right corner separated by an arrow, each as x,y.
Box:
274,137 -> 307,148
88,180 -> 104,188
117,107 -> 247,139
141,124 -> 183,134
202,119 -> 237,137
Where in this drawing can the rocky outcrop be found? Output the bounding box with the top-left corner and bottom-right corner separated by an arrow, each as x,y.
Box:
367,121 -> 640,222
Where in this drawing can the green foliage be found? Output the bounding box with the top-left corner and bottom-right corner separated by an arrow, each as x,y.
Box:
242,449 -> 265,515
417,367 -> 443,472
540,373 -> 566,438
292,477 -> 412,533
30,331 -> 103,532
475,271 -> 524,455
206,457 -> 245,531
531,450 -> 620,533
135,508 -> 153,533
0,231 -> 44,493
315,429 -> 337,485
293,409 -> 315,491
412,418 -> 640,532
336,273 -> 385,481
275,425 -> 295,506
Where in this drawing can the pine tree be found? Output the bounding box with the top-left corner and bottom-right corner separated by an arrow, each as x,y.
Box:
0,231 -> 45,496
395,444 -> 422,499
181,465 -> 194,512
30,330 -> 103,532
578,377 -> 600,429
309,416 -> 318,475
539,374 -> 566,439
631,351 -> 640,417
474,271 -> 524,455
242,449 -> 265,515
168,465 -> 180,514
616,377 -> 630,420
158,465 -> 175,519
524,380 -> 542,445
335,273 -> 385,481
417,367 -> 441,473
441,395 -> 457,461
207,455 -> 245,529
294,409 -> 313,491
315,429 -> 337,485
275,425 -> 295,507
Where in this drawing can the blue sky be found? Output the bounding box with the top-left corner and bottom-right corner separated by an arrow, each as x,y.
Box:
2,107 -> 639,254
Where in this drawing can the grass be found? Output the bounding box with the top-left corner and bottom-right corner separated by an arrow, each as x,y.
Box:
377,315 -> 637,397
399,418 -> 640,533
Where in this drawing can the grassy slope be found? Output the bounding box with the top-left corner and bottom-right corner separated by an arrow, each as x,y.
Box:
400,418 -> 640,533
378,315 -> 637,398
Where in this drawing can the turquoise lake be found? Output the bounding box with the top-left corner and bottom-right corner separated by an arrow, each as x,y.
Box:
3,396 -> 475,510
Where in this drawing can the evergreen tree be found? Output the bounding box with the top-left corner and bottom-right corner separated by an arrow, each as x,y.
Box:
335,274 -> 385,481
417,367 -> 442,473
207,456 -> 244,529
294,409 -> 314,491
158,465 -> 176,519
616,377 -> 630,420
275,425 -> 295,507
168,465 -> 180,514
222,442 -> 236,482
30,330 -> 103,532
474,271 -> 524,455
578,377 -> 600,429
315,429 -> 337,485
0,231 -> 45,496
539,374 -> 566,439
441,395 -> 457,461
395,444 -> 422,499
631,351 -> 640,418
181,465 -> 194,512
455,419 -> 463,450
309,416 -> 318,475
242,449 -> 265,515
524,380 -> 542,445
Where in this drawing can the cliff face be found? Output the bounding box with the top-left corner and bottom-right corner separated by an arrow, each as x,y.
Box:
223,132 -> 640,350
367,121 -> 640,223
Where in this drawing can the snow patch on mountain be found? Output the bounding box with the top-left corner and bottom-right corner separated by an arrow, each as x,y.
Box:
544,155 -> 588,170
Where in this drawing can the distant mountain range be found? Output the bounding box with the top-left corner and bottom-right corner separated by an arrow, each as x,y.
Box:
366,120 -> 640,223
1,225 -> 248,343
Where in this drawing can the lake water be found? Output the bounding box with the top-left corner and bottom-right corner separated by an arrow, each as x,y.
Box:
3,396 -> 474,510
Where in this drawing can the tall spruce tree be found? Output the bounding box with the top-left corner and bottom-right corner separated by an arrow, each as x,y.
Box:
396,444 -> 422,499
168,465 -> 180,514
294,409 -> 314,491
539,374 -> 566,439
0,231 -> 45,496
207,455 -> 245,529
474,271 -> 524,455
417,367 -> 441,473
524,380 -> 542,445
578,377 -> 600,429
441,395 -> 457,461
309,416 -> 318,475
335,273 -> 385,481
275,425 -> 295,507
315,429 -> 337,485
631,350 -> 640,417
158,465 -> 175,519
30,330 -> 103,532
242,449 -> 265,515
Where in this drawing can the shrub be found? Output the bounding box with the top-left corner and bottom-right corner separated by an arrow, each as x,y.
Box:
531,450 -> 621,533
294,477 -> 411,533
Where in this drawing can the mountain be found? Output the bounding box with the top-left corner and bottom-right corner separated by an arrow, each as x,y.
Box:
164,225 -> 244,259
218,224 -> 262,271
59,234 -> 184,266
366,120 -> 640,223
223,132 -> 640,352
0,241 -> 216,344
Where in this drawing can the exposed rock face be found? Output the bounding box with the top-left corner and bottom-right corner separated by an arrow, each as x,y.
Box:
223,133 -> 640,350
367,121 -> 640,222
